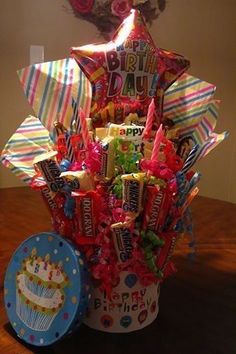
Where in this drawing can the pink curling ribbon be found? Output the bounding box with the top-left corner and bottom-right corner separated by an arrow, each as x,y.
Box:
112,208 -> 126,223
151,123 -> 164,162
86,142 -> 102,173
79,107 -> 90,149
143,98 -> 155,139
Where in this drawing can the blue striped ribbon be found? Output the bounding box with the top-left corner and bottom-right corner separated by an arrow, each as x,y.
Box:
181,145 -> 199,174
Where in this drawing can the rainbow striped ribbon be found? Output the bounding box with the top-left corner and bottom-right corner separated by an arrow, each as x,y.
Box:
17,58 -> 92,135
1,116 -> 53,184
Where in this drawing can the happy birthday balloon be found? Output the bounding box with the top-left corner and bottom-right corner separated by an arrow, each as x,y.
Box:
71,9 -> 190,128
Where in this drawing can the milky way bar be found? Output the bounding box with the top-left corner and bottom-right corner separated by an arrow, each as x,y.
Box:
111,222 -> 133,263
142,185 -> 171,232
121,173 -> 145,215
34,151 -> 65,193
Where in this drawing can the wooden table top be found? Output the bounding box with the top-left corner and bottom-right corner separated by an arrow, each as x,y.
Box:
0,187 -> 236,354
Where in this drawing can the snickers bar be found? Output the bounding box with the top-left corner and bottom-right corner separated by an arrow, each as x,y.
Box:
34,151 -> 65,193
111,222 -> 133,263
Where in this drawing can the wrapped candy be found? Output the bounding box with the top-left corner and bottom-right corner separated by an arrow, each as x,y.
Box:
111,222 -> 133,263
40,184 -> 74,237
156,232 -> 178,277
74,190 -> 100,245
60,170 -> 94,191
33,151 -> 66,193
97,136 -> 115,179
142,184 -> 173,233
1,9 -> 228,314
121,172 -> 145,215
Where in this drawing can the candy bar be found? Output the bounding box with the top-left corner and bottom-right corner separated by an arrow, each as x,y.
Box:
40,184 -> 75,238
60,170 -> 95,191
40,184 -> 60,212
98,136 -> 115,179
33,151 -> 65,193
74,190 -> 98,244
142,184 -> 172,232
111,222 -> 133,263
95,127 -> 108,140
156,232 -> 177,276
121,173 -> 145,215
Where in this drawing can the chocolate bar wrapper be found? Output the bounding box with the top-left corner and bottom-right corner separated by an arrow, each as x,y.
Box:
40,184 -> 75,238
142,185 -> 172,232
60,170 -> 95,191
74,190 -> 98,244
121,173 -> 145,215
111,222 -> 133,263
156,232 -> 177,277
33,151 -> 65,193
98,136 -> 115,179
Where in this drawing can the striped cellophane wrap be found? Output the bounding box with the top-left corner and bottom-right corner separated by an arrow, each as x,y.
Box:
163,73 -> 228,170
0,116 -> 53,185
17,58 -> 92,136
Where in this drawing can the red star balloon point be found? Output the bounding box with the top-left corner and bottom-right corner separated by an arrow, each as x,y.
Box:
71,9 -> 190,128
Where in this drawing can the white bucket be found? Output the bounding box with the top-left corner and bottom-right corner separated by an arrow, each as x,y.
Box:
84,271 -> 160,333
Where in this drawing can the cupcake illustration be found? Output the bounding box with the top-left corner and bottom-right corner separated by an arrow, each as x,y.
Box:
16,248 -> 69,331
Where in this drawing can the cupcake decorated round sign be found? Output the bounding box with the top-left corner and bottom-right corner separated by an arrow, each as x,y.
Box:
4,232 -> 91,346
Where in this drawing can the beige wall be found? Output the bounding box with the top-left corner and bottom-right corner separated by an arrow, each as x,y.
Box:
0,0 -> 235,202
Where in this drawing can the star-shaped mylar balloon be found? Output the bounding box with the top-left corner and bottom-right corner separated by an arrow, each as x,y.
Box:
71,9 -> 190,128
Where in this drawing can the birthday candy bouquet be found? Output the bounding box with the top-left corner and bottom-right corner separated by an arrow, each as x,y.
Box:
2,10 -> 227,339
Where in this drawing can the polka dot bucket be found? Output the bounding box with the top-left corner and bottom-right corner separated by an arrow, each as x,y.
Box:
84,271 -> 160,333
